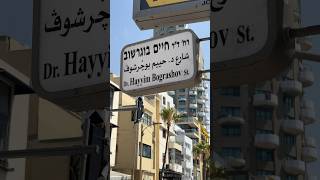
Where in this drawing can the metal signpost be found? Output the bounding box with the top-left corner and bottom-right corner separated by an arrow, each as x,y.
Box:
121,29 -> 200,96
32,0 -> 110,112
210,0 -> 290,87
133,0 -> 210,30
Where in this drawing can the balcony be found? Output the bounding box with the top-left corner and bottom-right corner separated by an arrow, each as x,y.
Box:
177,111 -> 187,118
168,91 -> 175,96
169,163 -> 183,173
176,117 -> 198,128
301,108 -> 316,125
254,134 -> 279,149
189,90 -> 197,96
304,137 -> 317,148
217,115 -> 245,125
302,147 -> 318,162
297,37 -> 312,51
197,87 -> 205,92
198,112 -> 206,117
283,160 -> 305,175
255,176 -> 281,180
226,157 -> 246,168
299,66 -> 314,87
197,99 -> 206,104
189,103 -> 197,109
185,129 -> 199,139
281,119 -> 304,135
178,97 -> 187,102
279,80 -> 303,96
253,93 -> 278,107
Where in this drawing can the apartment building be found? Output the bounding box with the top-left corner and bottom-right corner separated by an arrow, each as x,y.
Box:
174,125 -> 194,180
212,2 -> 318,180
112,76 -> 159,180
157,92 -> 183,179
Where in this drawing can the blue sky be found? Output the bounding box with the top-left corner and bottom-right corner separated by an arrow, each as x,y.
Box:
110,0 -> 210,75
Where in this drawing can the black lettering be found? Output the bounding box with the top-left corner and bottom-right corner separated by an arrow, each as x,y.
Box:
79,57 -> 87,73
64,51 -> 77,76
237,25 -> 246,44
211,29 -> 229,48
246,26 -> 255,42
44,63 -> 52,79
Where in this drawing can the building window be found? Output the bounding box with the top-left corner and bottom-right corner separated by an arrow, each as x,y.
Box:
256,149 -> 274,161
220,106 -> 241,117
189,109 -> 197,117
169,148 -> 183,165
281,134 -> 296,145
285,175 -> 297,180
162,129 -> 166,138
178,89 -> 185,93
218,87 -> 240,96
142,113 -> 152,126
256,170 -> 274,176
256,129 -> 273,134
222,125 -> 241,136
162,97 -> 166,105
139,143 -> 152,159
109,87 -> 115,117
283,95 -> 295,117
231,175 -> 248,180
255,108 -> 273,121
162,153 -> 165,163
198,91 -> 203,96
221,147 -> 241,158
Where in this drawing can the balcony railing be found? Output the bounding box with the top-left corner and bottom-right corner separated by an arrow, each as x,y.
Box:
253,93 -> 278,107
217,114 -> 245,125
283,160 -> 305,175
279,80 -> 303,96
299,65 -> 314,87
302,147 -> 318,162
281,119 -> 304,135
254,134 -> 279,149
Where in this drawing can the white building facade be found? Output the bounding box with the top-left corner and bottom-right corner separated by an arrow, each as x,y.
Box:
175,125 -> 193,180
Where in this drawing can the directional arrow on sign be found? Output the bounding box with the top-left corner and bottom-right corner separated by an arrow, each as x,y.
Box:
146,0 -> 188,7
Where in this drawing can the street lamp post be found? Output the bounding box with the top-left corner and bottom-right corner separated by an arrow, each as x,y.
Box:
139,122 -> 161,180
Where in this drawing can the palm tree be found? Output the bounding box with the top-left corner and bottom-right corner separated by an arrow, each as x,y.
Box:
193,141 -> 210,180
160,107 -> 180,180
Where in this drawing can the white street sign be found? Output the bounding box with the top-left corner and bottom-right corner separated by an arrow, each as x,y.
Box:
121,30 -> 200,96
211,0 -> 268,62
32,0 -> 109,111
211,0 -> 289,87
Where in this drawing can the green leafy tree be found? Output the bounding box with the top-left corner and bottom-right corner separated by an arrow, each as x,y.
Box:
193,141 -> 210,180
